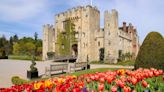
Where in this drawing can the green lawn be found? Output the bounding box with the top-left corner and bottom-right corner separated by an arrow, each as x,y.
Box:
91,60 -> 135,66
15,68 -> 118,84
28,68 -> 129,82
8,55 -> 42,61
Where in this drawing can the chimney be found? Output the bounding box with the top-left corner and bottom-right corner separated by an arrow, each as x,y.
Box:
123,22 -> 126,32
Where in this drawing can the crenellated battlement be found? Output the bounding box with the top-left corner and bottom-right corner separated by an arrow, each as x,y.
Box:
43,24 -> 53,27
55,5 -> 99,18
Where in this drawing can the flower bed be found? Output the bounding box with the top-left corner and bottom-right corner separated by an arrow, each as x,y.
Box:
1,68 -> 164,92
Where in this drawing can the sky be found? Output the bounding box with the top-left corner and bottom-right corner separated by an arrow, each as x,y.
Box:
0,0 -> 164,43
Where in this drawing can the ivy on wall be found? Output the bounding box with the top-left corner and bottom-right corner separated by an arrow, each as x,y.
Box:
56,20 -> 77,56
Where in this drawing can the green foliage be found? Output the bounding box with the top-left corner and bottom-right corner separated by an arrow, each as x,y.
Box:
8,55 -> 42,61
13,34 -> 19,43
30,56 -> 38,72
135,32 -> 164,70
118,52 -> 132,62
13,42 -> 35,55
90,60 -> 135,66
56,20 -> 77,56
12,33 -> 42,57
47,52 -> 55,59
0,35 -> 9,57
11,76 -> 29,85
0,33 -> 42,60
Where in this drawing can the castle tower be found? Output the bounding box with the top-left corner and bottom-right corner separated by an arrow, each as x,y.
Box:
104,9 -> 119,63
42,24 -> 55,60
53,5 -> 100,62
76,5 -> 100,62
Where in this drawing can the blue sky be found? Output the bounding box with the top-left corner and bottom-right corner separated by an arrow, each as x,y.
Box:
0,0 -> 164,43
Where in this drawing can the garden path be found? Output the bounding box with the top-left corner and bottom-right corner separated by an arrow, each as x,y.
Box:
0,59 -> 133,88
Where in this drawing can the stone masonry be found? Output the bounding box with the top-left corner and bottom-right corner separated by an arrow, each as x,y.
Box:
42,5 -> 140,63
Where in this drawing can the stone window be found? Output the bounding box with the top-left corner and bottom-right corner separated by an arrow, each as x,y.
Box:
108,32 -> 110,35
108,41 -> 110,45
83,32 -> 85,37
78,26 -> 81,29
98,41 -> 100,46
86,14 -> 88,17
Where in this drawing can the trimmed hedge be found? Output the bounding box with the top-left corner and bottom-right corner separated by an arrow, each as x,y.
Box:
0,56 -> 8,59
11,76 -> 29,85
135,32 -> 164,70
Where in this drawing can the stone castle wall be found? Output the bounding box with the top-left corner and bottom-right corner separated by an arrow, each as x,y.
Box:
42,24 -> 55,60
42,5 -> 140,63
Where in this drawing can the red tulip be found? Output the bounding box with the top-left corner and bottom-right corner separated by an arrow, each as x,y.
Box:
131,77 -> 137,85
90,75 -> 95,81
86,78 -> 91,84
111,86 -> 117,92
115,79 -> 125,88
158,69 -> 163,75
142,80 -> 148,88
95,75 -> 99,81
98,83 -> 104,91
123,86 -> 131,92
107,76 -> 113,84
99,77 -> 105,83
154,71 -> 159,77
72,87 -> 81,92
148,71 -> 153,77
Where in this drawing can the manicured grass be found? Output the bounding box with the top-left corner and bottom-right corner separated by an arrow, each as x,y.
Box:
116,60 -> 135,66
29,68 -> 129,82
91,60 -> 135,66
66,68 -> 125,76
8,55 -> 42,61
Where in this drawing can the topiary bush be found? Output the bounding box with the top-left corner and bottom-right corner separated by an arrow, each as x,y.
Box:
11,76 -> 29,85
135,32 -> 164,70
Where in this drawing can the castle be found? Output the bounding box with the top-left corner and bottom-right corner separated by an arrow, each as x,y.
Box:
42,5 -> 140,63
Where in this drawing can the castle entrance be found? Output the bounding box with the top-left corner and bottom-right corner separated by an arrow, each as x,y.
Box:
72,44 -> 78,57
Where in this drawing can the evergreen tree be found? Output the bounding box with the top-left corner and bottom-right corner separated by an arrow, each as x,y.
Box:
135,32 -> 164,70
13,34 -> 18,43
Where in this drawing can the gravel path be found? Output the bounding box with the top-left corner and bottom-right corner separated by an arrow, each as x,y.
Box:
0,59 -> 133,88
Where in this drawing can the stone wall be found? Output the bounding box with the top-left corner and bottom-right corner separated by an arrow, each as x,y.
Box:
42,24 -> 55,60
42,5 -> 140,63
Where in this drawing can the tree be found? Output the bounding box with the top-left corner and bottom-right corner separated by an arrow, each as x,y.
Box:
34,32 -> 38,56
13,43 -> 20,55
13,34 -> 18,43
0,35 -> 8,56
25,42 -> 35,56
135,32 -> 164,70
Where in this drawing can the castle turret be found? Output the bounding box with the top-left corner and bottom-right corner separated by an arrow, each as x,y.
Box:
104,9 -> 119,63
42,24 -> 55,60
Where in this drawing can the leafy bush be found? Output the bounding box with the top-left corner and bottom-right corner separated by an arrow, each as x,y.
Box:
47,52 -> 55,59
135,32 -> 164,70
11,76 -> 29,85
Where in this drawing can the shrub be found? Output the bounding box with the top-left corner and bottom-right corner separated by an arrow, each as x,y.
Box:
47,52 -> 55,59
135,32 -> 164,70
11,76 -> 29,85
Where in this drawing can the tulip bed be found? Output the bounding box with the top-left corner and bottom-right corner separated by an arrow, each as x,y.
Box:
1,68 -> 164,92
